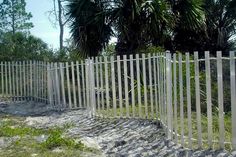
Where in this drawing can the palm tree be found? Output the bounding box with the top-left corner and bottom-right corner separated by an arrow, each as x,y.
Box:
67,0 -> 112,57
67,0 -> 206,56
203,0 -> 236,53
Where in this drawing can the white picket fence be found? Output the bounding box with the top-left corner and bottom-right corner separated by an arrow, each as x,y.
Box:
0,61 -> 48,102
0,51 -> 236,150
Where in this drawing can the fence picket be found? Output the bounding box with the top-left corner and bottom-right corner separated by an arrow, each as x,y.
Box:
205,51 -> 213,148
117,56 -> 123,117
8,62 -> 12,99
173,54 -> 178,142
99,57 -> 105,116
81,60 -> 86,107
142,54 -> 148,118
59,63 -> 66,107
111,56 -> 117,117
76,61 -> 82,108
71,62 -> 77,108
1,62 -> 4,98
194,51 -> 202,148
179,54 -> 184,146
230,51 -> 236,150
12,61 -> 15,101
166,53 -> 173,139
186,53 -> 193,148
148,53 -> 154,118
66,62 -> 72,109
124,55 -> 129,117
5,62 -> 8,98
104,56 -> 109,115
136,54 -> 142,118
217,51 -> 225,149
130,54 -> 135,117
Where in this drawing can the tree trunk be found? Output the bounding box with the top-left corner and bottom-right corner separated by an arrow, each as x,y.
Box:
58,0 -> 64,51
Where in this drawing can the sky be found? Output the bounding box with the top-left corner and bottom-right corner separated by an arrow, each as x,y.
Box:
26,0 -> 70,49
0,0 -> 116,49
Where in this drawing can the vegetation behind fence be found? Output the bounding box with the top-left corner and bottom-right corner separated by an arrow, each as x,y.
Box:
0,51 -> 236,151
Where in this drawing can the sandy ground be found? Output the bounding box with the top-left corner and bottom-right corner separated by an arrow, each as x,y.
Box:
1,101 -> 236,157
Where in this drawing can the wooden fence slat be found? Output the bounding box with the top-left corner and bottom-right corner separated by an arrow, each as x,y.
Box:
166,53 -> 173,139
230,51 -> 236,150
186,53 -> 193,148
136,54 -> 141,118
23,61 -> 26,100
81,60 -> 86,107
157,54 -> 162,122
55,63 -> 61,106
12,61 -> 15,101
94,58 -> 99,115
173,54 -> 178,142
124,55 -> 129,117
179,54 -> 184,146
205,51 -> 213,148
117,56 -> 123,117
85,60 -> 90,110
8,62 -> 12,99
5,61 -> 8,98
16,62 -> 19,101
217,51 -> 225,149
153,53 -> 158,120
104,57 -> 109,115
99,57 -> 105,116
111,56 -> 117,117
194,51 -> 202,148
59,63 -> 66,107
130,54 -> 135,117
89,59 -> 96,116
1,62 -> 4,98
76,61 -> 82,108
148,53 -> 154,118
71,62 -> 77,108
142,54 -> 148,118
66,62 -> 72,108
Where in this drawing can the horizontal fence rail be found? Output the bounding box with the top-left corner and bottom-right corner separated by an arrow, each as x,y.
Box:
0,51 -> 236,151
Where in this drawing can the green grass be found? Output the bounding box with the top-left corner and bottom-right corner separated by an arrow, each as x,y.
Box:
0,116 -> 101,157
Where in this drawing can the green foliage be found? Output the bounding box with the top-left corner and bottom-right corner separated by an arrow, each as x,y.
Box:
41,128 -> 84,150
0,32 -> 54,61
0,0 -> 33,34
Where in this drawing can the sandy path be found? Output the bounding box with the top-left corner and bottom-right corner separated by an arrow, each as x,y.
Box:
1,101 -> 236,157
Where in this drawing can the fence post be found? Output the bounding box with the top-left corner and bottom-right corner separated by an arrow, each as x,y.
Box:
136,54 -> 142,118
217,51 -> 225,149
230,51 -> 236,150
166,53 -> 173,140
